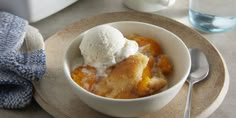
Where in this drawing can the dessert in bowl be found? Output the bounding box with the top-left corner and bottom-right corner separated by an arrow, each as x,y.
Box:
63,21 -> 191,117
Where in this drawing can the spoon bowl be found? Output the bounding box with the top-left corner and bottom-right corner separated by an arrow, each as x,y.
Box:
188,48 -> 209,83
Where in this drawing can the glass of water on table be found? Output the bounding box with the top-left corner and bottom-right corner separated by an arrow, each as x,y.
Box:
189,0 -> 236,33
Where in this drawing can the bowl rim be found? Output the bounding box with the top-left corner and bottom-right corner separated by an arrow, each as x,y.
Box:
63,21 -> 191,102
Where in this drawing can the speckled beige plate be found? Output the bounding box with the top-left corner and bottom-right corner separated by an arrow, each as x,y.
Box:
33,12 -> 229,118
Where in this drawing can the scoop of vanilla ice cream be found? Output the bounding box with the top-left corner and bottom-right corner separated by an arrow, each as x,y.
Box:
80,25 -> 126,67
79,25 -> 138,76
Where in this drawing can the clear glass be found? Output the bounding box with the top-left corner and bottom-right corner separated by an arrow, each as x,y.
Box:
189,0 -> 236,33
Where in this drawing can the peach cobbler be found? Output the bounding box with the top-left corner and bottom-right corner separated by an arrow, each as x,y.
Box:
72,33 -> 172,99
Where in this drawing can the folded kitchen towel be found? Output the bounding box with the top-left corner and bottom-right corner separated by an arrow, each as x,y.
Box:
0,12 -> 46,109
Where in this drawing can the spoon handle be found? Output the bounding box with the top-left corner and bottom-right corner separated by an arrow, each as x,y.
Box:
184,82 -> 194,118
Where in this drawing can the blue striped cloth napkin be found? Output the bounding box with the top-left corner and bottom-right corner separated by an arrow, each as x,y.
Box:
0,11 -> 46,109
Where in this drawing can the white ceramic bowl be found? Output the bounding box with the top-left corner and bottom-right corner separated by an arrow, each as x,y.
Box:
63,21 -> 191,117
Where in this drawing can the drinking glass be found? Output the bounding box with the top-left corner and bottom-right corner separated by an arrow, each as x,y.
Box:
189,0 -> 236,32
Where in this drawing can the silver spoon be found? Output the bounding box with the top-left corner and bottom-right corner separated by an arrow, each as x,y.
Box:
184,48 -> 209,118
